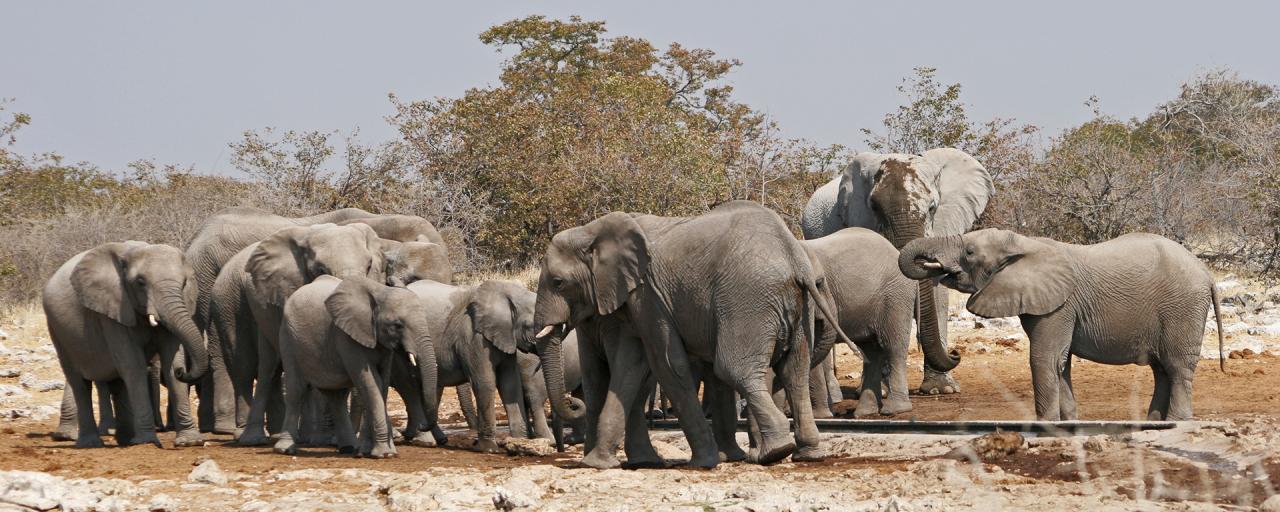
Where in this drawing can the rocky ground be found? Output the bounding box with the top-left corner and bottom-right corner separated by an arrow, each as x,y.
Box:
1,276 -> 1279,511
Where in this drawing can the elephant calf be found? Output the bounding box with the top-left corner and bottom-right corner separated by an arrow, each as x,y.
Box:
275,275 -> 439,458
900,229 -> 1225,421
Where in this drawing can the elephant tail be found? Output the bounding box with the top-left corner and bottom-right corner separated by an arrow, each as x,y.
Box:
802,279 -> 853,357
1212,283 -> 1225,372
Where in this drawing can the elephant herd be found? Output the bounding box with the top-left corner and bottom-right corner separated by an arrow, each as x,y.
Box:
40,147 -> 1225,468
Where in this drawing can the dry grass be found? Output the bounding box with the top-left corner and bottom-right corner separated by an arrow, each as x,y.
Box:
454,265 -> 541,291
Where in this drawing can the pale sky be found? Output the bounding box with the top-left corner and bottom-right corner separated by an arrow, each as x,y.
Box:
3,1 -> 1277,175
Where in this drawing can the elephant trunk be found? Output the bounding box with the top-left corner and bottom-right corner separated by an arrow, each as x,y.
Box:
414,334 -> 440,432
536,328 -> 584,423
888,227 -> 961,373
157,286 -> 208,383
898,236 -> 962,280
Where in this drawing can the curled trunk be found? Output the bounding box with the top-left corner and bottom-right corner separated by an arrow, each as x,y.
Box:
158,287 -> 208,383
414,334 -> 440,432
537,330 -> 584,422
888,228 -> 961,373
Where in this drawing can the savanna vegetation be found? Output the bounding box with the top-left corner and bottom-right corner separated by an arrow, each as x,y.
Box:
2,16 -> 1277,312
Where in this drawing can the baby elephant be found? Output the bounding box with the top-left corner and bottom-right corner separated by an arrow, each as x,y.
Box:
900,229 -> 1223,421
275,275 -> 439,458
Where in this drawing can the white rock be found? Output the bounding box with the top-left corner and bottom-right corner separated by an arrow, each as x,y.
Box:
19,374 -> 64,392
0,368 -> 20,378
1248,324 -> 1280,336
492,485 -> 537,510
504,437 -> 556,457
189,459 -> 229,486
31,405 -> 59,420
0,384 -> 30,399
148,493 -> 179,512
1223,322 -> 1250,334
1260,494 -> 1280,512
0,470 -> 126,512
974,317 -> 1019,330
1216,280 -> 1240,290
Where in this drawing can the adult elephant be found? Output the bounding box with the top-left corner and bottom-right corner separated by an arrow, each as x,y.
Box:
533,201 -> 849,468
210,223 -> 386,445
401,279 -> 541,452
43,242 -> 208,448
186,207 -> 377,433
801,148 -> 991,396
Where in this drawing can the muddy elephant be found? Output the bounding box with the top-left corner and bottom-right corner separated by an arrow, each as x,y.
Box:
900,229 -> 1225,420
43,242 -> 208,448
802,148 -> 992,396
533,201 -> 848,468
274,275 -> 438,457
209,223 -> 386,445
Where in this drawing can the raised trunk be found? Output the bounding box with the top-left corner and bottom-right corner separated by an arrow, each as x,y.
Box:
158,288 -> 208,383
537,331 -> 584,422
888,226 -> 960,373
413,334 -> 440,432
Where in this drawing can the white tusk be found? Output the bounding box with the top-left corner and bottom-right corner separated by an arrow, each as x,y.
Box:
408,353 -> 417,366
148,314 -> 160,327
536,324 -> 556,339
920,261 -> 944,270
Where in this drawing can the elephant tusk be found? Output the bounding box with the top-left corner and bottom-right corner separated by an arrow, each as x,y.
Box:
919,261 -> 944,270
408,353 -> 417,366
536,324 -> 557,339
148,314 -> 160,327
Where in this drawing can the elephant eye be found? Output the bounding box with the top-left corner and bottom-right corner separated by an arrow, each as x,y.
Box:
134,276 -> 146,286
551,277 -> 565,290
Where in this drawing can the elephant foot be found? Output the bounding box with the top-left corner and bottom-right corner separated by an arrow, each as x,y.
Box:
563,431 -> 585,446
236,428 -> 272,446
879,396 -> 913,416
75,436 -> 105,449
474,438 -> 503,454
120,433 -> 162,448
51,427 -> 78,442
1146,410 -> 1165,421
431,427 -> 450,447
173,430 -> 205,447
410,432 -> 438,448
791,444 -> 825,462
580,450 -> 622,469
273,438 -> 298,455
211,422 -> 238,436
916,371 -> 960,395
720,445 -> 748,463
854,390 -> 881,418
747,433 -> 795,465
392,429 -> 404,443
621,457 -> 668,469
368,442 -> 398,459
812,405 -> 834,419
337,444 -> 356,454
688,451 -> 721,469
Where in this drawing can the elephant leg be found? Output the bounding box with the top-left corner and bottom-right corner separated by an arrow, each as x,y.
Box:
1147,364 -> 1171,420
1058,355 -> 1078,421
640,322 -> 718,468
460,353 -> 502,453
272,361 -> 306,455
918,285 -> 960,395
706,373 -> 747,462
1165,361 -> 1196,421
66,372 -> 102,448
621,371 -> 663,467
880,324 -> 913,416
238,334 -> 280,446
780,328 -> 822,462
854,343 -> 884,418
456,383 -> 480,432
520,364 -> 554,441
1025,316 -> 1071,421
578,338 -> 610,463
825,349 -> 843,407
147,356 -> 165,432
493,357 -> 527,439
266,385 -> 285,435
108,380 -> 138,446
96,382 -> 116,434
53,383 -> 79,441
159,338 -> 202,446
323,389 -> 357,454
809,354 -> 833,419
105,332 -> 160,447
390,354 -> 426,440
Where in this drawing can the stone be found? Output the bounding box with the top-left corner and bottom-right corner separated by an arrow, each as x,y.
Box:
148,493 -> 179,512
0,384 -> 30,399
944,431 -> 1025,461
189,459 -> 229,486
492,485 -> 537,510
0,368 -> 19,378
504,437 -> 556,457
1259,494 -> 1280,512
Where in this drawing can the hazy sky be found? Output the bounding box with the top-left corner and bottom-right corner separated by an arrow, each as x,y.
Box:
4,1 -> 1277,175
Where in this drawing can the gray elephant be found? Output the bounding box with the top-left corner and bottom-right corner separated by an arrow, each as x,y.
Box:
382,239 -> 452,286
403,279 -> 540,452
42,242 -> 208,448
532,201 -> 847,468
803,228 -> 954,417
210,223 -> 386,445
802,148 -> 992,396
899,229 -> 1225,420
274,275 -> 438,457
517,330 -> 584,443
186,207 -> 379,433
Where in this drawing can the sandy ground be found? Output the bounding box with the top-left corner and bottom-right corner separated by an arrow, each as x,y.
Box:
2,281 -> 1279,511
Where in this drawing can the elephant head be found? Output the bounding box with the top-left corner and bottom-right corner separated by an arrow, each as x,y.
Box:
246,223 -> 386,306
71,242 -> 208,383
324,275 -> 439,432
532,212 -> 646,421
383,239 -> 452,287
899,229 -> 1075,319
464,280 -> 539,356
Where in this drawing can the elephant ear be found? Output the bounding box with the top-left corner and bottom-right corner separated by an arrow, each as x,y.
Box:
246,226 -> 310,306
348,222 -> 388,282
325,276 -> 378,349
470,281 -> 517,355
836,153 -> 882,231
966,232 -> 1074,318
586,212 -> 649,316
71,241 -> 147,326
923,148 -> 995,237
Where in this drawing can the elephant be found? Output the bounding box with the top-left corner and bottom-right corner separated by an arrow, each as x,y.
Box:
532,201 -> 849,468
186,206 -> 379,433
801,148 -> 991,396
382,239 -> 452,286
42,241 -> 208,448
516,330 -> 585,443
209,223 -> 386,445
899,229 -> 1225,421
273,275 -> 438,457
803,228 -> 940,418
52,357 -> 169,440
400,279 -> 541,452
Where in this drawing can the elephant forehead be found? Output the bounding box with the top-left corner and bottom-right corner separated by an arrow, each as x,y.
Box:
873,158 -> 934,204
